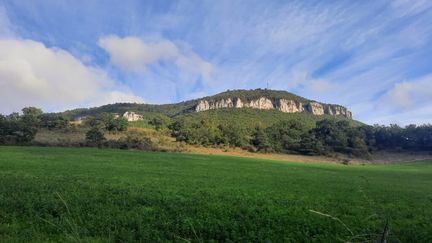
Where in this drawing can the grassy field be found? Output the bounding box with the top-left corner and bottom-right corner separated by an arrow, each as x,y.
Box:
0,147 -> 431,242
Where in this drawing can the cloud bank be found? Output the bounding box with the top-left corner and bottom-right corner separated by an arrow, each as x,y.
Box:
0,39 -> 143,114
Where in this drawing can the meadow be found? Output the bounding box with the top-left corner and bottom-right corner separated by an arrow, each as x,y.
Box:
0,146 -> 431,242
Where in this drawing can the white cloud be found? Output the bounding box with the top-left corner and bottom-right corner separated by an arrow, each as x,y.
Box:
98,35 -> 178,71
98,35 -> 213,80
175,52 -> 213,81
0,39 -> 143,114
381,75 -> 432,110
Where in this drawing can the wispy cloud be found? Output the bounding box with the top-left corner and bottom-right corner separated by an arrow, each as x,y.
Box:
1,0 -> 431,124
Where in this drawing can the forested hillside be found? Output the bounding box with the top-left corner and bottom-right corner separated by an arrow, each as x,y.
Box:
1,89 -> 431,160
61,89 -> 349,119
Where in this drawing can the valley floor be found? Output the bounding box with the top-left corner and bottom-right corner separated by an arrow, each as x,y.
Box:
184,145 -> 432,165
33,127 -> 432,165
0,146 -> 431,242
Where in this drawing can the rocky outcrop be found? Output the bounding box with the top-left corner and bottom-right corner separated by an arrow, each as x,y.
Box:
246,97 -> 274,109
277,99 -> 304,113
123,111 -> 143,121
306,102 -> 324,115
325,105 -> 352,118
195,97 -> 352,118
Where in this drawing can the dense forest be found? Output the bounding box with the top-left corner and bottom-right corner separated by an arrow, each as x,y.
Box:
1,107 -> 431,159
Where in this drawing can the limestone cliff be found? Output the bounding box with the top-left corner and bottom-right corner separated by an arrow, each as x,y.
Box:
195,97 -> 352,119
123,111 -> 143,121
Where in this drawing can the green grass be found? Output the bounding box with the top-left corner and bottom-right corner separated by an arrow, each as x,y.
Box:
0,146 -> 431,242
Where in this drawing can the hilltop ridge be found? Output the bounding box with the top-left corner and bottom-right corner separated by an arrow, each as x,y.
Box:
194,89 -> 352,118
63,89 -> 352,119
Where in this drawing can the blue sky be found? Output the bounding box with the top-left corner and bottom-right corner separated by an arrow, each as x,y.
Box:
0,0 -> 432,125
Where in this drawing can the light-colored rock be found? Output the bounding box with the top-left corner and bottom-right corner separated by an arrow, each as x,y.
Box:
195,100 -> 210,112
234,98 -> 243,108
215,98 -> 234,109
247,97 -> 274,109
325,105 -> 352,119
194,97 -> 352,118
123,111 -> 143,121
278,99 -> 304,113
307,102 -> 324,115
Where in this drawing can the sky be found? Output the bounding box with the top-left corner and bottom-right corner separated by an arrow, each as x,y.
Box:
0,0 -> 431,125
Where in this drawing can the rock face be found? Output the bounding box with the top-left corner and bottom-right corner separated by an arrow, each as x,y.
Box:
247,97 -> 274,109
326,105 -> 352,118
123,111 -> 143,121
195,97 -> 352,119
306,102 -> 324,115
277,99 -> 304,113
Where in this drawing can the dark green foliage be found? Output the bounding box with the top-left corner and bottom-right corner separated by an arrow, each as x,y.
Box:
313,119 -> 350,152
167,109 -> 432,157
251,126 -> 271,152
374,124 -> 432,151
177,108 -> 336,131
266,120 -> 309,152
107,117 -> 128,132
218,123 -> 250,147
297,133 -> 326,155
39,113 -> 70,130
101,131 -> 157,151
0,108 -> 39,144
148,115 -> 171,131
312,120 -> 371,157
116,132 -> 155,150
63,100 -> 197,119
169,109 -> 370,156
1,147 -> 431,242
21,107 -> 43,123
85,128 -> 105,145
85,113 -> 128,132
170,118 -> 223,146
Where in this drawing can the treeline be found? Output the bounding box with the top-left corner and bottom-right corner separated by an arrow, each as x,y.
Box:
169,117 -> 432,158
83,112 -> 156,151
1,107 -> 431,158
0,107 -> 69,144
0,108 -> 156,150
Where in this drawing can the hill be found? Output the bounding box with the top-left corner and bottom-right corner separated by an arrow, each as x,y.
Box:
62,89 -> 353,121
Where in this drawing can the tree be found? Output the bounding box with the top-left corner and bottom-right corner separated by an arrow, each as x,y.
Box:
313,119 -> 350,153
85,113 -> 128,132
251,126 -> 271,152
0,113 -> 37,144
298,132 -> 326,155
86,127 -> 105,145
107,117 -> 128,132
149,115 -> 171,131
21,107 -> 43,127
218,124 -> 249,147
266,120 -> 309,152
39,113 -> 69,130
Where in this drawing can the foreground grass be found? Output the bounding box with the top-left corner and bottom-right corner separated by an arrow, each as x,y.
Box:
0,147 -> 431,242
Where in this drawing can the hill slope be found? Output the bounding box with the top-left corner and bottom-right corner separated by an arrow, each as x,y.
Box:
62,88 -> 354,121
